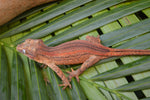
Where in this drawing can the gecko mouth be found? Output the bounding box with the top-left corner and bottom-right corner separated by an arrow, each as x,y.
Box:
16,44 -> 26,54
16,45 -> 35,59
16,44 -> 22,53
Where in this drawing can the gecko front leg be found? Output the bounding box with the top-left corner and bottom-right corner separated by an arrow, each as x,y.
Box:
67,55 -> 107,82
47,63 -> 71,89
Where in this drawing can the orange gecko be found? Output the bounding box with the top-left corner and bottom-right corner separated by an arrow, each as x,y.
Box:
16,35 -> 150,89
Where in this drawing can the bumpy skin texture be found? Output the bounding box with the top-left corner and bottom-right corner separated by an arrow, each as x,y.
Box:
0,0 -> 57,26
16,35 -> 150,89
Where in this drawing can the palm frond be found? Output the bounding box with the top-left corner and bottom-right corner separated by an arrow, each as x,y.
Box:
0,0 -> 150,99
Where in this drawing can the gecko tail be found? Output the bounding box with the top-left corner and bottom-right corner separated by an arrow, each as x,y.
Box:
109,48 -> 150,56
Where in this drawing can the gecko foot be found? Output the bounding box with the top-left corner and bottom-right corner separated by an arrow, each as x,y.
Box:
59,81 -> 72,90
40,64 -> 48,69
67,68 -> 80,82
44,77 -> 50,86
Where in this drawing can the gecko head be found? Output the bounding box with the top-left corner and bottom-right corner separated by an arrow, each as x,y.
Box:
16,39 -> 44,59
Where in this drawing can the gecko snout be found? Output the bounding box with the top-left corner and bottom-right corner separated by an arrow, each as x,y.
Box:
16,44 -> 24,53
16,44 -> 21,52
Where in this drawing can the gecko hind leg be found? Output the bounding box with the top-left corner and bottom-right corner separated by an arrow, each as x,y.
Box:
85,35 -> 101,44
67,55 -> 106,82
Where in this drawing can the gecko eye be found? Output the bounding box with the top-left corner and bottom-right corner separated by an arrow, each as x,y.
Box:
22,49 -> 26,54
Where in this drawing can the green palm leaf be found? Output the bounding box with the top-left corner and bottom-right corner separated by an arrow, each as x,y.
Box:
0,46 -> 10,100
0,0 -> 92,39
0,0 -> 150,99
115,77 -> 150,92
101,18 -> 150,47
91,57 -> 150,81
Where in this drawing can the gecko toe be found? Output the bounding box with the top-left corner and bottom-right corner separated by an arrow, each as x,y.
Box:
40,64 -> 47,69
59,84 -> 67,90
59,81 -> 72,90
67,68 -> 80,82
44,78 -> 50,86
75,76 -> 80,83
62,86 -> 67,90
66,71 -> 72,74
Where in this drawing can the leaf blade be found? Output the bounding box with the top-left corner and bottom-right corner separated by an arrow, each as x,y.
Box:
0,0 -> 92,39
91,57 -> 150,81
101,18 -> 150,47
0,46 -> 10,100
80,80 -> 107,100
44,0 -> 150,46
115,77 -> 150,92
14,0 -> 125,43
